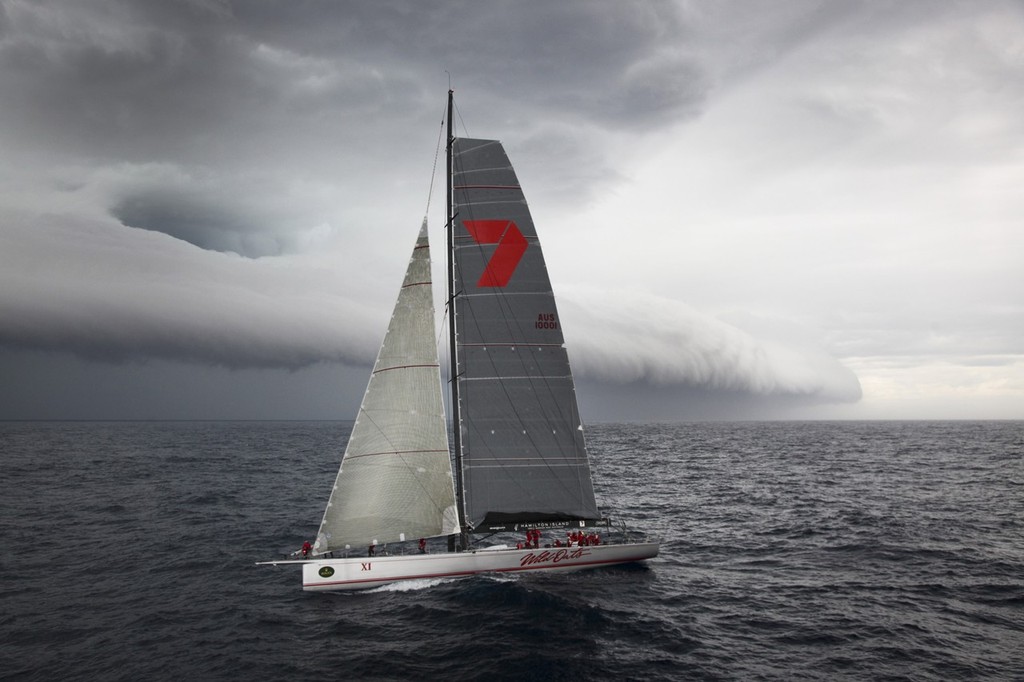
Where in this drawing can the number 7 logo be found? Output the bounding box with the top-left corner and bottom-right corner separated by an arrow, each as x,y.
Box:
463,219 -> 528,288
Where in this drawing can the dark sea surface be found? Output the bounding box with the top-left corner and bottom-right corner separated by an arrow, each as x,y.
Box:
1,421 -> 1021,681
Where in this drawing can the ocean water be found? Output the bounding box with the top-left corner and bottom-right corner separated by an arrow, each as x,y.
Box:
1,420 -> 1021,681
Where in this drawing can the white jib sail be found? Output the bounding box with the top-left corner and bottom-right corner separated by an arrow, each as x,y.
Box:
315,220 -> 459,553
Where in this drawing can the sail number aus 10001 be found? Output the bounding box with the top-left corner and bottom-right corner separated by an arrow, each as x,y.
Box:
535,313 -> 558,330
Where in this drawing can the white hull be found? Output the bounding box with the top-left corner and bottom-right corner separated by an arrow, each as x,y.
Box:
264,541 -> 659,591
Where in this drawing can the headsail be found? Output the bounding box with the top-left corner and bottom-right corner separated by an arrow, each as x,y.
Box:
451,138 -> 601,531
315,221 -> 458,553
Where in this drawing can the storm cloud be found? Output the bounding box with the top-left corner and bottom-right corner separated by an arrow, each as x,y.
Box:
1,0 -> 1021,419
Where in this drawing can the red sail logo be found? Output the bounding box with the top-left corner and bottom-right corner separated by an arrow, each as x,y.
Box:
464,219 -> 528,288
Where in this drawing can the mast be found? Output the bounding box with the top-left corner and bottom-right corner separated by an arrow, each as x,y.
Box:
446,89 -> 469,550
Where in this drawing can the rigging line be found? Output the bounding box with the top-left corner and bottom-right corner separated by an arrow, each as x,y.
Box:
452,98 -> 469,140
424,100 -> 447,216
437,300 -> 449,361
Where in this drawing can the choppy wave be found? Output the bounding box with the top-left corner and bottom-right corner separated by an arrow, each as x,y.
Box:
1,420 -> 1021,680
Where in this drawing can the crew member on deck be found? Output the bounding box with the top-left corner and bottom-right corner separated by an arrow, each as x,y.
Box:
418,538 -> 427,554
301,541 -> 312,558
527,529 -> 539,548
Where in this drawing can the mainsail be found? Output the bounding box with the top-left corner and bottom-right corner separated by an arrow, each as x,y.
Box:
315,221 -> 458,553
450,138 -> 601,531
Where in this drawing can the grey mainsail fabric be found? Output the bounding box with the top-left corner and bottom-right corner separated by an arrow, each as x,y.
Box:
451,137 -> 600,531
315,221 -> 458,552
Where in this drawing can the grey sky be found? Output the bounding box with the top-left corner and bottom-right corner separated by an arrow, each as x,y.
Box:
1,0 -> 1021,420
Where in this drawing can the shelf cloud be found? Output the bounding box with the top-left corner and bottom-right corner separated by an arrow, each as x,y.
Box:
1,0 -> 1020,419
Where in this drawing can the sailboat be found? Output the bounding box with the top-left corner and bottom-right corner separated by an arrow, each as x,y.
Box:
259,91 -> 659,591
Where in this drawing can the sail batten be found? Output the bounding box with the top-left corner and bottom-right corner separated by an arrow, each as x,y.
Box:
345,449 -> 450,460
